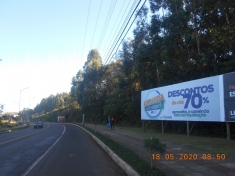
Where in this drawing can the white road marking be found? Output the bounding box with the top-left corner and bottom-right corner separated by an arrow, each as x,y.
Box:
21,125 -> 66,176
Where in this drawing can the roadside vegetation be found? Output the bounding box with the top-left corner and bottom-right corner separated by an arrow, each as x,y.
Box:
0,119 -> 30,133
26,1 -> 234,140
83,125 -> 167,176
117,125 -> 235,157
0,119 -> 17,128
144,137 -> 166,168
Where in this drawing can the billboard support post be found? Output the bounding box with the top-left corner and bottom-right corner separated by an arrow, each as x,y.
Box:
226,122 -> 231,140
142,121 -> 145,132
162,121 -> 168,134
82,114 -> 85,126
187,121 -> 189,136
190,122 -> 195,135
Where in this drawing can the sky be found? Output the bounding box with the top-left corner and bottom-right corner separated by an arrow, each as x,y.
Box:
0,0 -> 149,112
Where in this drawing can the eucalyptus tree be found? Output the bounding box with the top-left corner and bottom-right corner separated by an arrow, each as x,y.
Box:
102,60 -> 126,122
148,0 -> 235,83
150,0 -> 196,84
132,6 -> 156,90
180,0 -> 235,76
119,40 -> 135,96
78,49 -> 103,120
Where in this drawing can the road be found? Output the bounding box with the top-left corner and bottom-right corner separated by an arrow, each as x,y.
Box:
0,123 -> 127,176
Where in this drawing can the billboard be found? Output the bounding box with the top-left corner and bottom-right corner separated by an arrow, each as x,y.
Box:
58,116 -> 65,122
223,72 -> 235,121
141,72 -> 235,122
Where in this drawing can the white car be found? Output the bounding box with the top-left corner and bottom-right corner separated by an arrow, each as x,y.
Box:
34,121 -> 43,129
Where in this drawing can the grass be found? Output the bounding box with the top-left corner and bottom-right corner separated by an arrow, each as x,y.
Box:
117,126 -> 235,157
0,122 -> 30,132
0,124 -> 16,129
0,120 -> 18,129
83,125 -> 167,176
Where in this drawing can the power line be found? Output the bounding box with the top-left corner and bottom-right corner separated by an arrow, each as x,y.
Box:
103,0 -> 141,65
104,0 -> 147,65
103,0 -> 138,64
110,0 -> 148,63
96,0 -> 117,50
90,0 -> 103,50
101,0 -> 134,60
81,0 -> 91,66
105,0 -> 148,65
98,0 -> 132,82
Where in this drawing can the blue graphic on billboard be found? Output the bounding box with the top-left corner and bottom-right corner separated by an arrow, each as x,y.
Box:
144,90 -> 165,118
168,85 -> 214,109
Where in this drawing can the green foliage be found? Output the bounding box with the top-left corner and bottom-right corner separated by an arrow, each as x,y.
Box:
33,106 -> 82,123
144,137 -> 166,154
34,93 -> 71,114
143,137 -> 166,168
32,1 -> 235,139
84,125 -> 167,176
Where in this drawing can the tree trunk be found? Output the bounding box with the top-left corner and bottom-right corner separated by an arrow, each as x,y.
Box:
191,0 -> 200,56
151,155 -> 153,168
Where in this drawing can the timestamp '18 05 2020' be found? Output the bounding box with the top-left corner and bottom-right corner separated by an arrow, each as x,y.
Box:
152,153 -> 226,161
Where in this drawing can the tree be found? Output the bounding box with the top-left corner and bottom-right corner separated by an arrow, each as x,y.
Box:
144,137 -> 166,168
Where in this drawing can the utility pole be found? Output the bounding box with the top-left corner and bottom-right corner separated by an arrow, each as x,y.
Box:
19,87 -> 29,123
78,92 -> 85,126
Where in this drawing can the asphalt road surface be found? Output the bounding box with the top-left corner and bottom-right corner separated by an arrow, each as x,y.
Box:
0,123 -> 127,176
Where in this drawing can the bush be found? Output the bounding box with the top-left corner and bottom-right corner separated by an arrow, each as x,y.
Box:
84,125 -> 167,176
144,137 -> 166,168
